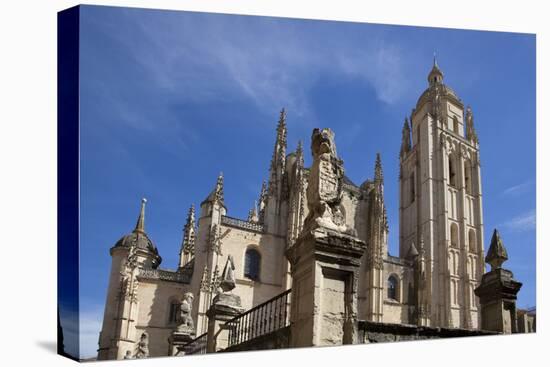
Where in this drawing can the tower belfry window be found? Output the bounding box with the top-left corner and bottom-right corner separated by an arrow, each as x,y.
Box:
464,161 -> 472,194
449,156 -> 457,188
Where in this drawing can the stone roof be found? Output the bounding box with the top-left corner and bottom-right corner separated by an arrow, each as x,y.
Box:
415,84 -> 462,111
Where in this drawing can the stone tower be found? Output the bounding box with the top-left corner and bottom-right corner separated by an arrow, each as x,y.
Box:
97,198 -> 162,360
398,58 -> 484,329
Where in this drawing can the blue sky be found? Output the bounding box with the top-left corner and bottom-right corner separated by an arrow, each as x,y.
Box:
72,5 -> 535,358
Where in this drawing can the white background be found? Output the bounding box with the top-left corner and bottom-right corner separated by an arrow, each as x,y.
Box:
0,0 -> 546,365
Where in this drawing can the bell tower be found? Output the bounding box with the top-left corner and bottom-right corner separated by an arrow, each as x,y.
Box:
399,58 -> 485,329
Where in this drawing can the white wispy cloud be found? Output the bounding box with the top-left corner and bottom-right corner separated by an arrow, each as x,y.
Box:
112,10 -> 412,120
501,209 -> 536,232
501,179 -> 534,196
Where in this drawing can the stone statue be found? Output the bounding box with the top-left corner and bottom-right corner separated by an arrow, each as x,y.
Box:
123,350 -> 133,359
304,128 -> 349,233
219,254 -> 236,293
176,292 -> 195,334
212,255 -> 243,309
134,332 -> 149,359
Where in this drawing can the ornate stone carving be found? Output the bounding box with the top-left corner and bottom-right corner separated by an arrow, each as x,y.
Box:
134,332 -> 149,359
138,268 -> 190,284
176,292 -> 195,335
207,225 -> 222,255
199,266 -> 210,292
221,215 -> 264,233
303,128 -> 351,234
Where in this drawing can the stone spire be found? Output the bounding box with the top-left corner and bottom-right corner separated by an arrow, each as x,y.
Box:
400,117 -> 411,156
486,229 -> 509,271
179,204 -> 196,268
268,108 -> 287,196
214,172 -> 224,206
465,106 -> 479,144
133,198 -> 147,234
374,153 -> 383,185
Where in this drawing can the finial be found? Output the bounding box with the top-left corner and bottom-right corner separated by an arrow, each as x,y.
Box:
374,153 -> 383,184
219,255 -> 236,293
485,229 -> 509,271
428,53 -> 443,85
279,108 -> 286,124
215,172 -> 224,204
296,139 -> 303,154
247,201 -> 258,222
134,198 -> 147,234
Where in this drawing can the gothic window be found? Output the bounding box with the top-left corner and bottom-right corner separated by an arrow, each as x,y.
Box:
244,248 -> 261,281
464,160 -> 472,195
387,275 -> 398,301
468,229 -> 476,253
410,172 -> 416,203
448,156 -> 457,188
168,300 -> 180,325
450,223 -> 459,248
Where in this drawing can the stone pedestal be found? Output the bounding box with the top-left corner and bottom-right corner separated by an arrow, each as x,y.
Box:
168,331 -> 194,356
286,227 -> 366,347
474,268 -> 522,334
206,293 -> 243,352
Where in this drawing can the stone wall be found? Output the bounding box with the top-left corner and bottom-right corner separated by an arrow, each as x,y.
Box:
223,327 -> 290,352
358,320 -> 496,344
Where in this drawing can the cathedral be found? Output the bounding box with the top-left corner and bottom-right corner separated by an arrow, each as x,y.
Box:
97,60 -> 533,360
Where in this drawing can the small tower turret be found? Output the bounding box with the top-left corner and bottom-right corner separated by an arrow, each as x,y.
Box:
179,204 -> 196,270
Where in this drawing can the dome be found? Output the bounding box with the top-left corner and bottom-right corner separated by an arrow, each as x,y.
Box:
415,84 -> 462,111
114,231 -> 159,255
112,198 -> 162,267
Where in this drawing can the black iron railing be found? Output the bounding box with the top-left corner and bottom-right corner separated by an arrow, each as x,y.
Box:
181,332 -> 207,355
226,289 -> 291,347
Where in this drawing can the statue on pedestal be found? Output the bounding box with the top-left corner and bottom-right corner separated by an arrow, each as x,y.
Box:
212,255 -> 242,309
303,128 -> 352,235
176,292 -> 195,334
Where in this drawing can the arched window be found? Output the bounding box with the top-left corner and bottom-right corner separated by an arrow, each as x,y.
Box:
387,275 -> 398,301
448,156 -> 457,188
468,229 -> 476,253
168,300 -> 180,325
450,223 -> 459,248
244,248 -> 261,280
